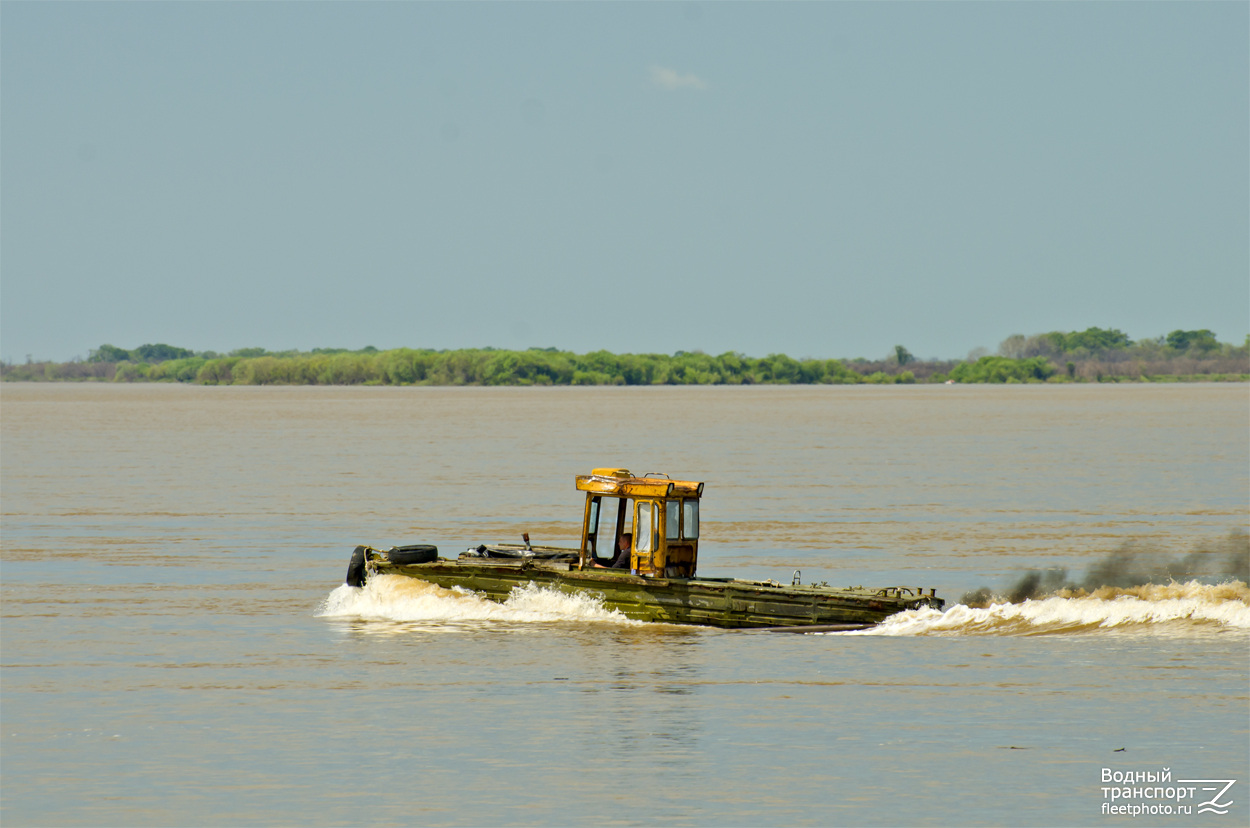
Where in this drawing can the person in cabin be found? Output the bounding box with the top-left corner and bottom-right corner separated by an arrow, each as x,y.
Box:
596,532 -> 632,569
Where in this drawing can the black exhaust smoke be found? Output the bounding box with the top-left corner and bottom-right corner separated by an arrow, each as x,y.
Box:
960,530 -> 1248,608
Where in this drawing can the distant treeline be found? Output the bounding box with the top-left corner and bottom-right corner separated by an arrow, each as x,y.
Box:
3,328 -> 1247,385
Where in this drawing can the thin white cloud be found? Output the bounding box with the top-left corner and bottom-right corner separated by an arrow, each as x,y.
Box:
650,65 -> 707,91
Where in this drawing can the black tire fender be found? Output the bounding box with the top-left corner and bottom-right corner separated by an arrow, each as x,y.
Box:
346,545 -> 368,588
387,544 -> 438,565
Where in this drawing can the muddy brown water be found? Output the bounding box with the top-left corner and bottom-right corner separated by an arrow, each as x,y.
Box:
3,383 -> 1247,826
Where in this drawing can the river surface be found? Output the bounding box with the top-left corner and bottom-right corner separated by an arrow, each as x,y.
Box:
2,383 -> 1247,827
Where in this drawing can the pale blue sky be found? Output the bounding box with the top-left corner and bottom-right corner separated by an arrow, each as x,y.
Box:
3,2 -> 1246,363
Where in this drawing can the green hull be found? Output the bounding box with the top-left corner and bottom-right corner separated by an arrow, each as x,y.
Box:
359,552 -> 943,629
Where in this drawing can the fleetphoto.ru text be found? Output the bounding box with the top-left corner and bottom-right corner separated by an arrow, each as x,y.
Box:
1102,767 -> 1237,818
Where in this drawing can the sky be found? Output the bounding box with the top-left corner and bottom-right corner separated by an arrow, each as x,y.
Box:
2,2 -> 1247,363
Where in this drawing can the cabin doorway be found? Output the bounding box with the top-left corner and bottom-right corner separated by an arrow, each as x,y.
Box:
584,495 -> 633,565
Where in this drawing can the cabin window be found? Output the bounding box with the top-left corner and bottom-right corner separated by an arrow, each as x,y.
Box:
586,497 -> 601,552
665,501 -> 680,540
635,501 -> 654,553
683,500 -> 699,539
585,496 -> 635,562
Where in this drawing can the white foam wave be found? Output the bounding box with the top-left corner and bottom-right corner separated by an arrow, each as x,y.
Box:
845,581 -> 1250,637
316,573 -> 639,627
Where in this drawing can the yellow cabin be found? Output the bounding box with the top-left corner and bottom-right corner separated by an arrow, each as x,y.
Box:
575,468 -> 704,577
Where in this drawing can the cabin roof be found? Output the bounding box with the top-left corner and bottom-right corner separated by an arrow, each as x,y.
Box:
575,468 -> 703,499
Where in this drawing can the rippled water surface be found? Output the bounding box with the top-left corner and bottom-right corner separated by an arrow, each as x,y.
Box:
3,383 -> 1247,826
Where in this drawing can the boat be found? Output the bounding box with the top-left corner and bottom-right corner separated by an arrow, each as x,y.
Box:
343,468 -> 944,630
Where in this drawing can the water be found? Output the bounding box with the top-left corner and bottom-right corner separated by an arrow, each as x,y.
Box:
2,383 -> 1247,826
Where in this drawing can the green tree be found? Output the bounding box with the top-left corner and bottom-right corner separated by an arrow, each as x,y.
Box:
759,354 -> 801,383
132,343 -> 193,363
195,358 -> 239,385
88,344 -> 132,363
950,356 -> 1055,383
1053,327 -> 1132,352
113,362 -> 151,382
148,357 -> 206,382
1165,329 -> 1218,352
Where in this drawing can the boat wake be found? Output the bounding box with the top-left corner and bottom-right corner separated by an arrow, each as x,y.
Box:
318,575 -> 1250,637
316,573 -> 640,628
843,581 -> 1250,637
